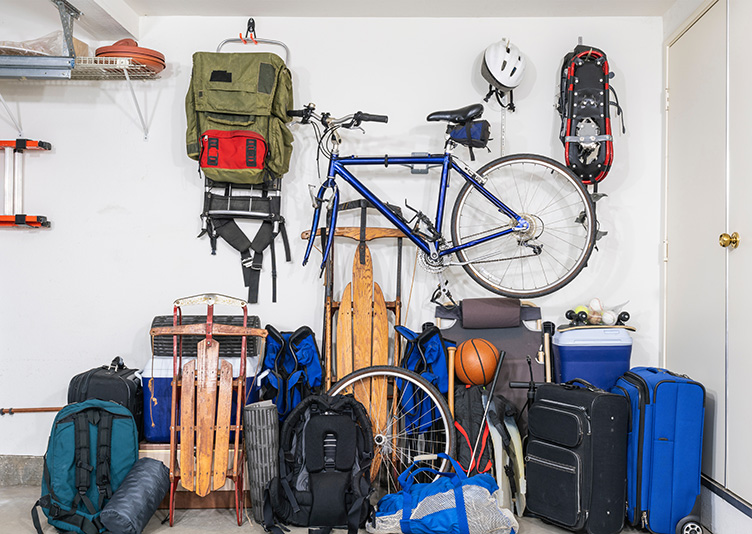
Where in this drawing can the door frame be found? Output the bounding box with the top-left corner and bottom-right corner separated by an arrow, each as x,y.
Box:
662,0 -> 727,482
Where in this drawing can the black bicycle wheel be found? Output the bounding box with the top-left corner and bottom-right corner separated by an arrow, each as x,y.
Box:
328,365 -> 454,496
451,153 -> 596,298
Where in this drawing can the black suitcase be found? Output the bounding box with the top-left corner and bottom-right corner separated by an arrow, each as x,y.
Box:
525,380 -> 629,534
68,357 -> 143,440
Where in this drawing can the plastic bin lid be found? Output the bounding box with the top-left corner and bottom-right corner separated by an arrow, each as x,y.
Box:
553,327 -> 633,346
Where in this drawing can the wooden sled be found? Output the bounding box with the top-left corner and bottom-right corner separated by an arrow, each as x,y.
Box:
149,294 -> 267,526
302,207 -> 405,482
301,207 -> 405,388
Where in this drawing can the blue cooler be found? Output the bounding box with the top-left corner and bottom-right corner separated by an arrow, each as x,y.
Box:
552,327 -> 633,390
141,356 -> 260,443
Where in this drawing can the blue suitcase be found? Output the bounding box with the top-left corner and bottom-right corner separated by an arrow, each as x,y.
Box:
611,367 -> 705,534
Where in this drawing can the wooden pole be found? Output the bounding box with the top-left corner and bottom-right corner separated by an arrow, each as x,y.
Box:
447,346 -> 456,417
0,407 -> 62,415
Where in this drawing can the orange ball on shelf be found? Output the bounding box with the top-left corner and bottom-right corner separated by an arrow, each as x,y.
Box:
454,338 -> 500,385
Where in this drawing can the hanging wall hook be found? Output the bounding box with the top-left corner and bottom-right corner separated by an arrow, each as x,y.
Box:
246,18 -> 257,39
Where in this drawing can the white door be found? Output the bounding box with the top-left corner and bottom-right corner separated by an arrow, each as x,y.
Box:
726,0 -> 752,504
665,0 -> 726,483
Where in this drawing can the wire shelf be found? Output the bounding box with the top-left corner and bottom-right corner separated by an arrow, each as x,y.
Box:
71,56 -> 161,80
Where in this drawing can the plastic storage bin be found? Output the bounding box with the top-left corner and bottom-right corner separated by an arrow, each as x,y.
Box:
552,327 -> 633,390
141,356 -> 260,443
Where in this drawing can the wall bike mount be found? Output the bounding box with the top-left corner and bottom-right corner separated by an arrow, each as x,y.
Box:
1,139 -> 52,228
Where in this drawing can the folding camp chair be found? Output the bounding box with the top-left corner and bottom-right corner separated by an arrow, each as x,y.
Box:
437,298 -> 552,436
149,293 -> 267,526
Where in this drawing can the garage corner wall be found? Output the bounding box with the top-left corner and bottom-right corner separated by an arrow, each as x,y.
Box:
0,15 -> 663,455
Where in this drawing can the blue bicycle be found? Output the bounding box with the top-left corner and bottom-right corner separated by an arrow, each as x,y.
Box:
290,103 -> 596,298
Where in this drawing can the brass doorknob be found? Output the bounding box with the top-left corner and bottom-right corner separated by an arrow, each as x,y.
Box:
719,232 -> 740,248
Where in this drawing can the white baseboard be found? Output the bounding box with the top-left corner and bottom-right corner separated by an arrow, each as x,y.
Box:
701,476 -> 752,533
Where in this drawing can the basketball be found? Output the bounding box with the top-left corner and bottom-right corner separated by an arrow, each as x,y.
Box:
455,338 -> 499,385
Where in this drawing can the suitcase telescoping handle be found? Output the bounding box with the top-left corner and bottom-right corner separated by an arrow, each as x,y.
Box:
562,378 -> 603,392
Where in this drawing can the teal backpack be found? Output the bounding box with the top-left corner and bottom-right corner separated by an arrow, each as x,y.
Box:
31,399 -> 139,534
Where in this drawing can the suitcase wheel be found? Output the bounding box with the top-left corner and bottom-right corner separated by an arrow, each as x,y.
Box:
676,517 -> 703,534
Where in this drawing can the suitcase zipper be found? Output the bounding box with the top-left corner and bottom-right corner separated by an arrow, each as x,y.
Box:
525,453 -> 577,474
535,398 -> 591,435
623,372 -> 650,527
526,451 -> 582,524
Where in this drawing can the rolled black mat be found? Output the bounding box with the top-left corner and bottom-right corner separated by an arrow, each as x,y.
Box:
100,457 -> 170,534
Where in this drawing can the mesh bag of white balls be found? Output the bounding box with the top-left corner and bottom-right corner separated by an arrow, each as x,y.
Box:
566,298 -> 630,327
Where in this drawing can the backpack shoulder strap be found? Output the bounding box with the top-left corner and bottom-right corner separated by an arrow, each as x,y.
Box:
72,410 -> 97,515
95,409 -> 114,508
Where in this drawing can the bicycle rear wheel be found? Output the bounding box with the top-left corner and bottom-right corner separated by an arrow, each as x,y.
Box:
451,153 -> 596,298
328,365 -> 454,496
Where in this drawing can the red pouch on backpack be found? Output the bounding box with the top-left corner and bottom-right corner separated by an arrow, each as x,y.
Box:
200,130 -> 267,171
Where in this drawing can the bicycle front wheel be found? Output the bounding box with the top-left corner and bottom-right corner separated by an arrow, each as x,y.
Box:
451,153 -> 596,298
328,366 -> 454,496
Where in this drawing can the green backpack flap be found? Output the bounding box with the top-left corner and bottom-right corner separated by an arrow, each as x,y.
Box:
31,399 -> 139,534
186,51 -> 294,185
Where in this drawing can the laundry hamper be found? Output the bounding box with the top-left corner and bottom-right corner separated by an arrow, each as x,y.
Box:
244,400 -> 279,523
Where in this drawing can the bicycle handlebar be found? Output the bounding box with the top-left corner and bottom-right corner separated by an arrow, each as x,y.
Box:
354,111 -> 388,124
287,104 -> 388,128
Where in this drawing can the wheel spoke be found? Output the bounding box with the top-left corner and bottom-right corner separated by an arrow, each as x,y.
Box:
328,366 -> 453,495
451,155 -> 595,298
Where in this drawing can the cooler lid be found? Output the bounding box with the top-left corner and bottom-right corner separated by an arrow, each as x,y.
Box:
553,327 -> 633,347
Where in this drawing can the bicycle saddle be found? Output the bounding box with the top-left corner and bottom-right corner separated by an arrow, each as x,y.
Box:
426,103 -> 484,123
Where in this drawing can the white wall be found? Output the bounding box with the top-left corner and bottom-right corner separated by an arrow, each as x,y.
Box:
0,14 -> 663,455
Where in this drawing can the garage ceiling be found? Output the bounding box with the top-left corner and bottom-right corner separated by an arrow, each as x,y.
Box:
121,0 -> 676,18
11,0 -> 677,42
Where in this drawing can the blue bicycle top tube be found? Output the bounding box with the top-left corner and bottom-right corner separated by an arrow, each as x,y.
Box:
308,152 -> 525,261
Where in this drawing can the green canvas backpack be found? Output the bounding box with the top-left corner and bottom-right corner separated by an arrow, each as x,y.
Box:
186,51 -> 294,185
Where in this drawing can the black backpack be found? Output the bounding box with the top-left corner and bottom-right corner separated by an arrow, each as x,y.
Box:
558,44 -> 625,185
264,394 -> 373,534
453,384 -> 495,476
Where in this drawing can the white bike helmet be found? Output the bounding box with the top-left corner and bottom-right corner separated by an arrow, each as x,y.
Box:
482,38 -> 526,92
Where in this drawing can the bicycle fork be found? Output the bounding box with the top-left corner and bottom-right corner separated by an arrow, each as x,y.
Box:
302,178 -> 340,273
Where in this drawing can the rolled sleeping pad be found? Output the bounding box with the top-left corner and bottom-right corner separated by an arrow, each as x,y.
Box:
461,298 -> 521,329
100,457 -> 170,534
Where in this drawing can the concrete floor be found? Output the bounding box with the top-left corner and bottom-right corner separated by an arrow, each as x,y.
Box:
2,484 -> 643,534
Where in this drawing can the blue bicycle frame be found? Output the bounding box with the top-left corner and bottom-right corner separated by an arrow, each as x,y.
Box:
303,151 -> 530,270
